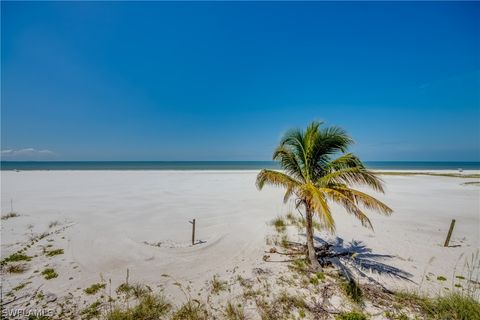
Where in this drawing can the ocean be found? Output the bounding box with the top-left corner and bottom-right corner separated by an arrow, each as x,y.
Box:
1,161 -> 479,171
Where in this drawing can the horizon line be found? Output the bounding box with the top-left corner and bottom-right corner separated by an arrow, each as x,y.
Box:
1,160 -> 479,163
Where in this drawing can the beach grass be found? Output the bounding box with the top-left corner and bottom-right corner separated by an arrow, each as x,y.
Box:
336,311 -> 368,320
2,252 -> 32,264
41,268 -> 58,280
108,293 -> 171,320
1,212 -> 19,220
210,274 -> 228,294
84,283 -> 106,295
45,248 -> 64,257
394,291 -> 480,320
171,299 -> 209,320
225,302 -> 247,320
6,263 -> 28,274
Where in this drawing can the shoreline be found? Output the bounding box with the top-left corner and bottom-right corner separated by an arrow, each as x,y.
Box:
1,169 -> 479,173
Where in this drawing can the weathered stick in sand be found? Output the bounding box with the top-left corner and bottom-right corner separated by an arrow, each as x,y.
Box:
189,218 -> 196,245
444,219 -> 456,247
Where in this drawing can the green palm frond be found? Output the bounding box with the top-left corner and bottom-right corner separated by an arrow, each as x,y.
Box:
339,188 -> 393,216
324,153 -> 364,171
300,183 -> 335,232
320,187 -> 374,229
319,167 -> 385,193
256,169 -> 301,203
257,121 -> 392,233
273,146 -> 307,182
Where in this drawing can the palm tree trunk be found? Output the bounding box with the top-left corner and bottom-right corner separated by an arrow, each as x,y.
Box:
305,205 -> 322,270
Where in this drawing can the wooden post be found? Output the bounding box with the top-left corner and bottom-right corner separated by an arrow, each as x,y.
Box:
189,219 -> 196,245
444,219 -> 456,247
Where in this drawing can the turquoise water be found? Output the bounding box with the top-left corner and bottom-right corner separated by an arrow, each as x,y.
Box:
1,161 -> 479,171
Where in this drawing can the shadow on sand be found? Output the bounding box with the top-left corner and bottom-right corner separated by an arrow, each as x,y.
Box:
308,235 -> 414,288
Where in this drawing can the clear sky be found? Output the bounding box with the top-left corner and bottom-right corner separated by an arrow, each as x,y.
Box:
1,1 -> 479,161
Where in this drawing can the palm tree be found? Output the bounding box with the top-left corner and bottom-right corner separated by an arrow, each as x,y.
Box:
256,121 -> 392,270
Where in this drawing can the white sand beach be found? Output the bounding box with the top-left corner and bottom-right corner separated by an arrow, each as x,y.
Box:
1,170 -> 479,309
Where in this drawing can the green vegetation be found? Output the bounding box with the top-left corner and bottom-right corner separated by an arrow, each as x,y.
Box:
80,301 -> 102,320
256,121 -> 392,268
271,216 -> 287,232
341,279 -> 363,303
41,268 -> 58,280
424,292 -> 480,319
225,302 -> 246,320
13,281 -> 31,291
336,311 -> 368,320
171,300 -> 208,320
437,275 -> 447,281
308,272 -> 325,285
276,290 -> 307,311
2,252 -> 32,264
116,283 -> 151,299
254,290 -> 308,319
1,212 -> 19,220
210,274 -> 228,294
107,294 -> 171,320
84,283 -> 106,295
6,263 -> 28,273
290,258 -> 309,273
395,291 -> 480,320
45,248 -> 64,257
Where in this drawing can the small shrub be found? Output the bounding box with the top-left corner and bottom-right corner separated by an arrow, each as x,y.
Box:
84,283 -> 106,295
437,276 -> 447,281
41,268 -> 58,280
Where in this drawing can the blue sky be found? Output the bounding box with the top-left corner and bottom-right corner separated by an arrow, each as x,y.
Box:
1,2 -> 479,161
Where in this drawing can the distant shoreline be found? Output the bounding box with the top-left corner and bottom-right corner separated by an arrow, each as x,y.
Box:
1,161 -> 479,171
